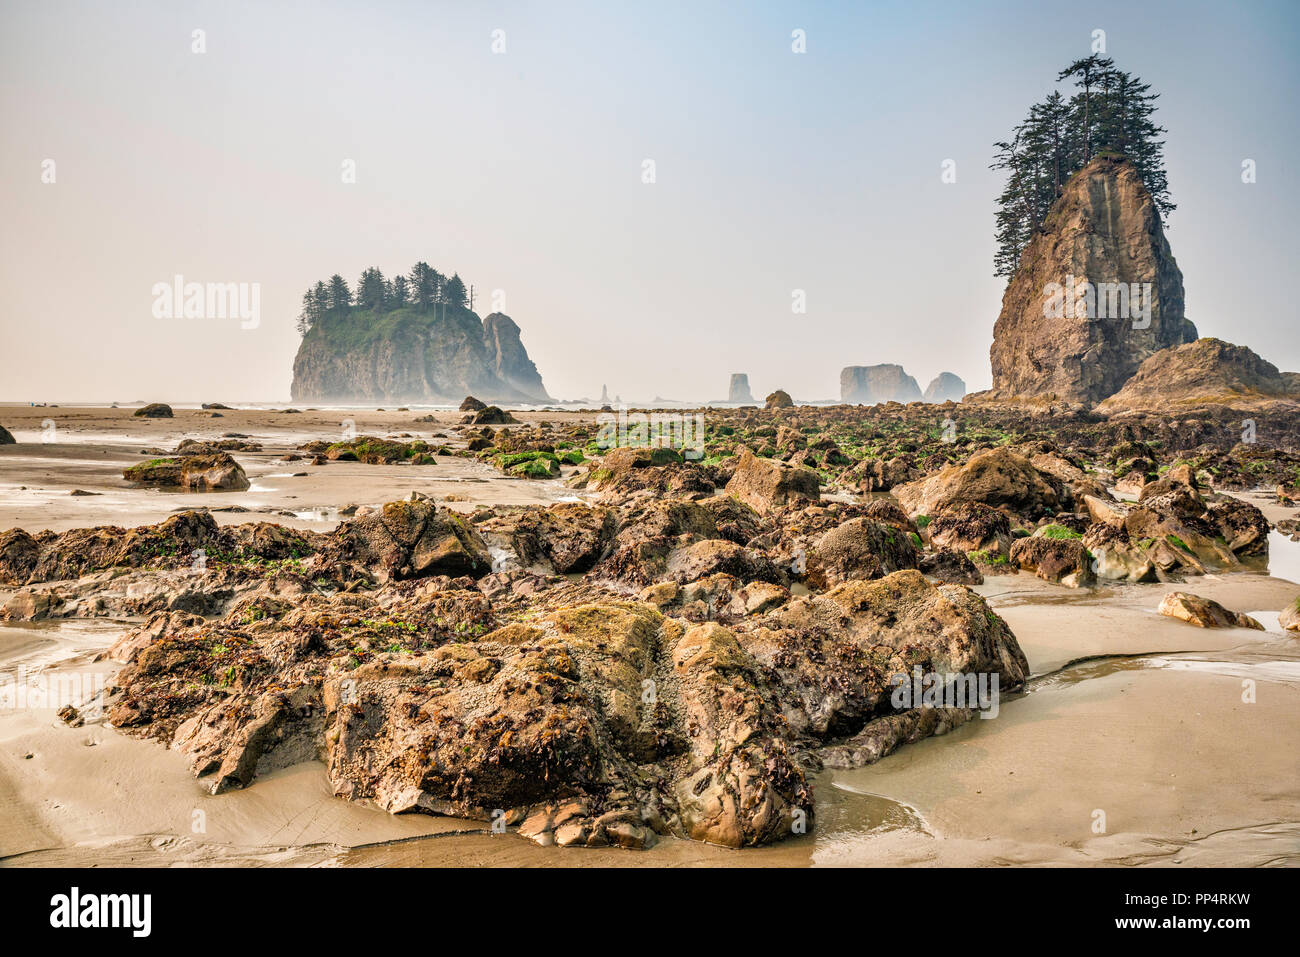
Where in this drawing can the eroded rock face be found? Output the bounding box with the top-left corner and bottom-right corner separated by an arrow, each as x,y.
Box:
1097,338 -> 1300,412
986,155 -> 1197,405
841,365 -> 922,405
482,313 -> 550,401
808,518 -> 919,588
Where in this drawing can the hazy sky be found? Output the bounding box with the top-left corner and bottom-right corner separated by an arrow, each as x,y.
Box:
2,0 -> 1297,403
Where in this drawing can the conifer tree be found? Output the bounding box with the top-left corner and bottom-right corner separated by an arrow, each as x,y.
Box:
990,57 -> 1173,276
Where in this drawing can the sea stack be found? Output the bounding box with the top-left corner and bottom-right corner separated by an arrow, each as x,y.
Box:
923,373 -> 966,403
985,154 -> 1197,405
840,364 -> 922,405
728,373 -> 756,404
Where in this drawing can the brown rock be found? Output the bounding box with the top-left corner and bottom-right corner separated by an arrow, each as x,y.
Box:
1097,338 -> 1300,412
723,448 -> 819,515
985,155 -> 1196,405
1157,592 -> 1264,630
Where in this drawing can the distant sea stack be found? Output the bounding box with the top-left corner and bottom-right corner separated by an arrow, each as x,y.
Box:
291,306 -> 551,404
923,373 -> 966,403
728,374 -> 756,404
840,364 -> 922,405
985,155 -> 1196,405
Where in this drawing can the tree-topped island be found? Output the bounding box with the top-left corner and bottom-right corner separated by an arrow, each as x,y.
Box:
290,261 -> 552,405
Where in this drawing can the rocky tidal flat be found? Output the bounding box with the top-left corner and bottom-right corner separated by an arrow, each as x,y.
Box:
1,400 -> 1298,866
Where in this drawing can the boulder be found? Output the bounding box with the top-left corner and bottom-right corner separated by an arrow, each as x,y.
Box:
723,448 -> 819,515
1280,597 -> 1300,633
1009,535 -> 1096,587
925,501 -> 1011,555
665,539 -> 781,585
123,452 -> 250,491
918,548 -> 983,585
459,396 -> 487,412
468,405 -> 516,425
134,403 -> 174,418
0,423 -> 14,444
765,390 -> 794,409
1157,592 -> 1264,630
507,503 -> 615,574
0,529 -> 41,585
738,569 -> 1030,750
330,501 -> 491,580
894,447 -> 1066,521
808,518 -> 919,588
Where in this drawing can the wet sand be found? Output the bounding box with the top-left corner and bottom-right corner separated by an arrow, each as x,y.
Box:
0,405 -> 595,533
2,406 -> 1299,867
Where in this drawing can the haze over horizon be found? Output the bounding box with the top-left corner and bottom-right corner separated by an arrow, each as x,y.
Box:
2,0 -> 1298,404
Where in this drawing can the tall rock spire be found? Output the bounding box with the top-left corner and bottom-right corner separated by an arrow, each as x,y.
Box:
986,155 -> 1197,405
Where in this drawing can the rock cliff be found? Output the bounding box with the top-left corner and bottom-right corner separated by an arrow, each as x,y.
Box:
291,306 -> 551,404
985,155 -> 1196,405
841,364 -> 922,405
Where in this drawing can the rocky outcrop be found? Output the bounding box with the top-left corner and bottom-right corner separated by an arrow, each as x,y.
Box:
728,374 -> 756,404
134,403 -> 174,418
1097,338 -> 1300,412
985,155 -> 1197,405
841,365 -> 922,405
765,390 -> 794,409
0,424 -> 14,444
291,305 -> 551,404
923,373 -> 966,403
